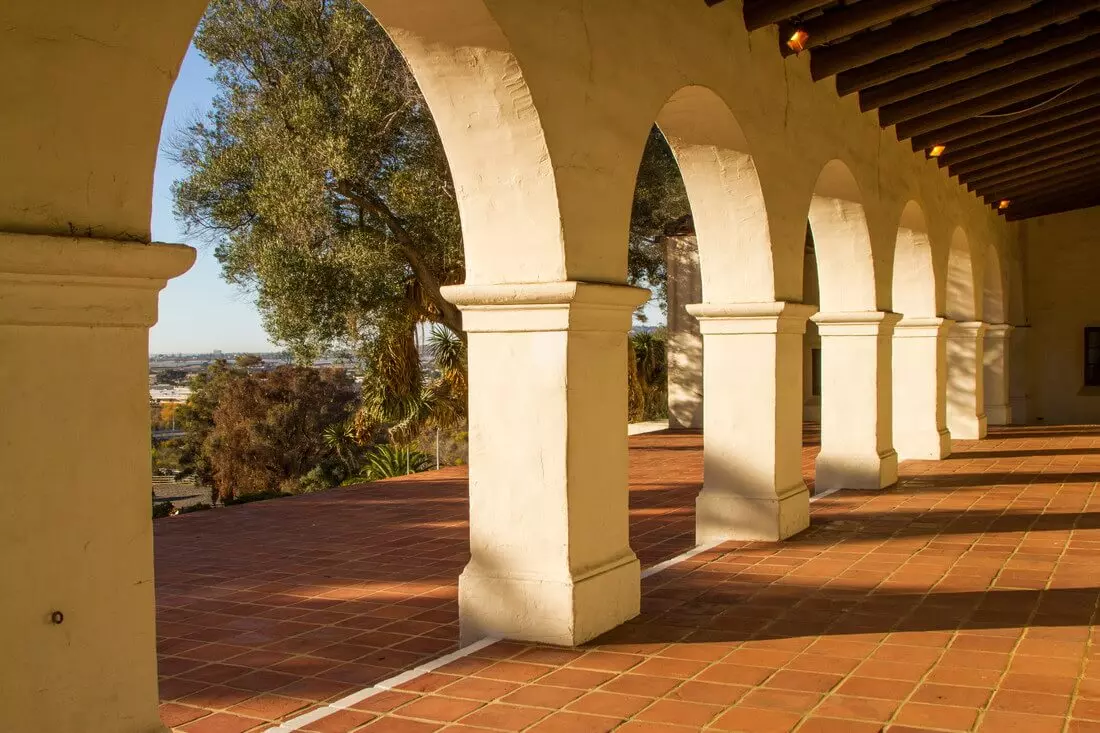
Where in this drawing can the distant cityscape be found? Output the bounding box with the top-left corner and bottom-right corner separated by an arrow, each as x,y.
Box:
149,351 -> 359,402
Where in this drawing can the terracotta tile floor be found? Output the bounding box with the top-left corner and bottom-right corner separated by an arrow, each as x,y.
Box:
156,425 -> 1100,732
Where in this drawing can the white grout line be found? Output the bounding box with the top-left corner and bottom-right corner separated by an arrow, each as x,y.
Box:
264,636 -> 500,732
266,489 -> 847,731
640,540 -> 723,579
810,486 -> 843,502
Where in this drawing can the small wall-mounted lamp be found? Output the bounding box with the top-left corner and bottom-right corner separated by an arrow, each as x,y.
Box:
787,30 -> 810,53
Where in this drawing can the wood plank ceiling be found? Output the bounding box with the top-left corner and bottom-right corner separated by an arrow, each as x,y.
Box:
735,0 -> 1100,221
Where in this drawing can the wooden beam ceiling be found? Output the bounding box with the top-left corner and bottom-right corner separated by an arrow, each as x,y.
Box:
737,0 -> 1100,220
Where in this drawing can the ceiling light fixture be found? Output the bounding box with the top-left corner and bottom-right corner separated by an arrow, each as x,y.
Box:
928,144 -> 946,158
787,29 -> 809,53
998,199 -> 1011,211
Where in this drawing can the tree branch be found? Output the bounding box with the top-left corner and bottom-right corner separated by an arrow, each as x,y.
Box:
335,182 -> 465,337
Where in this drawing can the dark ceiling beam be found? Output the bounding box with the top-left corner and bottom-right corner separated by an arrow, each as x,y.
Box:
982,171 -> 1100,205
897,61 -> 1100,141
978,160 -> 1100,197
1004,191 -> 1100,221
879,40 -> 1100,127
942,101 -> 1100,161
943,120 -> 1100,173
742,0 -> 836,31
812,0 -> 1038,80
780,0 -> 941,57
861,14 -> 1100,111
910,79 -> 1100,150
834,0 -> 1098,95
964,148 -> 1100,191
957,135 -> 1100,185
972,170 -> 1100,208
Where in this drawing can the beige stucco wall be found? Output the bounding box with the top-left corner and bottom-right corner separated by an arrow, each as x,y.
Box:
0,0 -> 1026,727
1022,206 -> 1100,425
1,0 -> 1012,302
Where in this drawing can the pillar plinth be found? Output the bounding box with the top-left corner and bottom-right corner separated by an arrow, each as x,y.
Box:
686,302 -> 816,542
892,318 -> 953,460
984,324 -> 1014,426
947,321 -> 988,439
812,311 -> 901,490
442,281 -> 648,647
1009,325 -> 1031,424
0,233 -> 194,733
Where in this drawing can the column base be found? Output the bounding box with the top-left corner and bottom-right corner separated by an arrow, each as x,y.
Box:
895,428 -> 952,461
696,483 -> 810,544
816,448 -> 898,490
986,403 -> 1012,427
950,414 -> 988,440
458,553 -> 641,647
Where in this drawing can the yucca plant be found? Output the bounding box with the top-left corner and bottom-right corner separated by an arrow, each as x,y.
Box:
346,444 -> 432,483
628,330 -> 669,422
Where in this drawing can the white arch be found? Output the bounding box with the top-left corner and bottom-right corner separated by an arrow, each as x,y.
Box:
807,159 -> 877,312
0,0 -> 565,285
982,243 -> 1007,324
656,85 -> 773,303
946,227 -> 980,321
892,201 -> 937,318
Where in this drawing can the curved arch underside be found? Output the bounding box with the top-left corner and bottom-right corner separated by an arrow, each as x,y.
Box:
657,85 -> 774,304
893,201 -> 937,319
807,160 -> 877,313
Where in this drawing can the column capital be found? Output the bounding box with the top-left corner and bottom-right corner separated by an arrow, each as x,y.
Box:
984,323 -> 1015,338
949,321 -> 988,338
894,316 -> 954,338
685,301 -> 816,335
0,232 -> 194,328
811,310 -> 902,336
441,281 -> 649,333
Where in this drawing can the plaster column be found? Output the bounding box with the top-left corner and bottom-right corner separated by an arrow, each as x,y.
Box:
1009,325 -> 1031,424
442,281 -> 647,647
984,324 -> 1014,426
0,234 -> 194,733
813,311 -> 901,490
947,321 -> 988,439
666,235 -> 703,429
892,318 -> 953,460
686,302 -> 816,542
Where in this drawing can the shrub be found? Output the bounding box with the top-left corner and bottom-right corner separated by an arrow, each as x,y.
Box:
177,502 -> 213,514
223,490 -> 288,506
152,501 -> 176,519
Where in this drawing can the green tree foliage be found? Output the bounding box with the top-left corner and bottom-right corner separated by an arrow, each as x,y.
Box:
235,353 -> 264,368
628,330 -> 669,422
175,359 -> 244,487
172,0 -> 689,362
630,129 -> 693,318
207,365 -> 359,502
172,0 -> 463,360
359,325 -> 467,445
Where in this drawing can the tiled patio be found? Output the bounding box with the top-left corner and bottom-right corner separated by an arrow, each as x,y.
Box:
156,425 -> 1100,732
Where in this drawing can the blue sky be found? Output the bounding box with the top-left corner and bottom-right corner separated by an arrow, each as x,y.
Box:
149,43 -> 663,354
149,45 -> 277,354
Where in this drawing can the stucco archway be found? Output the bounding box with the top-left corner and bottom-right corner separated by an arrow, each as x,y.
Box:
983,243 -> 1007,325
807,159 -> 878,314
893,202 -> 937,319
946,227 -> 981,322
656,85 -> 773,304
945,227 -> 988,439
807,160 -> 897,490
2,0 -> 564,285
892,201 -> 952,460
